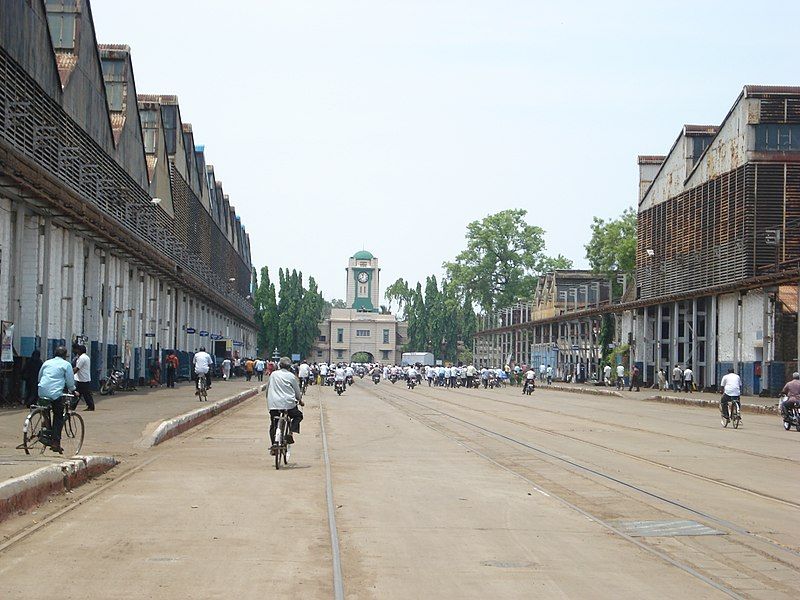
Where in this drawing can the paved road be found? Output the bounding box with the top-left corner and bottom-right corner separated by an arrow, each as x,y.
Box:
0,381 -> 797,598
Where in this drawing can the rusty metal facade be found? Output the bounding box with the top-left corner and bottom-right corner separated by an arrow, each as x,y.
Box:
0,44 -> 254,324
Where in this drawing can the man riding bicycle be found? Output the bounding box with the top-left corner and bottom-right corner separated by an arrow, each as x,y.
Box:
718,368 -> 742,422
268,357 -> 305,454
37,346 -> 77,454
298,360 -> 310,392
193,347 -> 213,395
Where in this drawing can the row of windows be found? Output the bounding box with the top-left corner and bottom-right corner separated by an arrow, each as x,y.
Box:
754,123 -> 800,151
331,328 -> 391,343
321,349 -> 391,360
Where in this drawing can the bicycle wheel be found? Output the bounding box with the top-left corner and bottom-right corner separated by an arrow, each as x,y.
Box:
62,411 -> 85,456
22,409 -> 48,455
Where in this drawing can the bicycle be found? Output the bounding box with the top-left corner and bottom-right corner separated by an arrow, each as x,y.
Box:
18,394 -> 84,456
721,395 -> 742,429
196,374 -> 208,402
272,409 -> 292,470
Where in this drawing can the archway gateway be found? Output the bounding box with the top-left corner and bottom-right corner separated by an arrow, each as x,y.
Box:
351,351 -> 374,363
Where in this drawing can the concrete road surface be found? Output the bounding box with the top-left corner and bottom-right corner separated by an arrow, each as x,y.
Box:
1,381 -> 797,599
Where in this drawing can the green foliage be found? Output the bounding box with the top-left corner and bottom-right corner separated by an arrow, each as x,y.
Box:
444,209 -> 573,312
385,278 -> 412,316
351,352 -> 372,363
400,275 -> 478,364
585,207 -> 637,278
597,314 -> 615,364
254,267 -> 325,358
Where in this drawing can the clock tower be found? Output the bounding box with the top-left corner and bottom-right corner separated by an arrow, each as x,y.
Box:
346,250 -> 380,312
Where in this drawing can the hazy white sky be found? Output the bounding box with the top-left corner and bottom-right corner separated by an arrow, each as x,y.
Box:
92,0 -> 799,305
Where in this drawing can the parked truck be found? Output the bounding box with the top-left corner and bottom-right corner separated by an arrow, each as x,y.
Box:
401,352 -> 434,366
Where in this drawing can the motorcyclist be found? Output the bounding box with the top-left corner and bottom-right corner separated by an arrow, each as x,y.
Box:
334,363 -> 346,391
780,372 -> 800,417
344,364 -> 355,385
523,366 -> 536,394
407,365 -> 418,388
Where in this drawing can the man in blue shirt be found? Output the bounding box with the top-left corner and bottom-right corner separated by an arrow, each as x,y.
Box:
38,346 -> 76,453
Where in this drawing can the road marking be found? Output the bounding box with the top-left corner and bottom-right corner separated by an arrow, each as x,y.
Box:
319,395 -> 345,600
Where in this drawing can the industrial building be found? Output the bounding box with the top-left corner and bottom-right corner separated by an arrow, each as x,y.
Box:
0,0 -> 257,396
475,86 -> 800,395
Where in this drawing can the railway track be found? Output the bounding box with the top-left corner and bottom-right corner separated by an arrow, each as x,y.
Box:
412,386 -> 799,510
368,384 -> 800,600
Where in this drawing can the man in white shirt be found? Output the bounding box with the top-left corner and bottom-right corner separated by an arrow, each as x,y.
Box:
719,368 -> 742,422
465,364 -> 477,388
616,364 -> 625,390
603,364 -> 612,386
683,366 -> 694,393
539,363 -> 546,381
72,344 -> 95,411
298,360 -> 311,392
267,357 -> 304,452
193,347 -> 213,394
334,364 -> 346,382
254,358 -> 265,382
546,365 -> 553,385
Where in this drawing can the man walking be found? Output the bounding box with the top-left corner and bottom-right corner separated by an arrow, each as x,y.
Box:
72,345 -> 95,411
628,365 -> 640,392
616,364 -> 625,390
165,350 -> 178,389
683,364 -> 694,393
672,365 -> 683,392
255,357 -> 265,382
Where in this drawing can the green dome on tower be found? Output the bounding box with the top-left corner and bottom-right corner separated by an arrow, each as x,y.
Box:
352,250 -> 374,260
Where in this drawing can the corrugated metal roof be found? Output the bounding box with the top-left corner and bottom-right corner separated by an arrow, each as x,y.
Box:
744,85 -> 800,98
638,155 -> 665,165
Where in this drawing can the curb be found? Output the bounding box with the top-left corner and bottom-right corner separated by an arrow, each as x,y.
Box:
546,384 -> 624,398
146,384 -> 266,447
644,394 -> 779,415
0,455 -> 118,523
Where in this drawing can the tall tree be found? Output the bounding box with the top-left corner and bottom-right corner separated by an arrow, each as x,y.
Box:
584,207 -> 637,277
385,278 -> 412,316
444,209 -> 572,313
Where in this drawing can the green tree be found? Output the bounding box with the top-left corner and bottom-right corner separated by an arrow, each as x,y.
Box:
385,278 -> 412,316
444,209 -> 572,313
584,207 -> 637,278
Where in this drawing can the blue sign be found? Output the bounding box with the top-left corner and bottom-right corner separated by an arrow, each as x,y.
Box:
186,327 -> 196,334
144,333 -> 155,338
210,334 -> 223,341
291,353 -> 301,362
233,341 -> 244,347
199,331 -> 209,337
571,344 -> 580,350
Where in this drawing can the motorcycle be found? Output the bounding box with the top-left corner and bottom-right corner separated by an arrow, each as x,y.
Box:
346,375 -> 354,387
407,377 -> 416,390
372,373 -> 381,385
780,395 -> 800,431
389,373 -> 398,384
100,367 -> 125,395
335,380 -> 346,396
325,373 -> 335,386
523,379 -> 535,395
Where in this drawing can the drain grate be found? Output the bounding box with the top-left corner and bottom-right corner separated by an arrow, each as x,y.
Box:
613,520 -> 723,537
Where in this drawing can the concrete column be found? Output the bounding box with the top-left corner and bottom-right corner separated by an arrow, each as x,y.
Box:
708,295 -> 717,386
691,298 -> 698,386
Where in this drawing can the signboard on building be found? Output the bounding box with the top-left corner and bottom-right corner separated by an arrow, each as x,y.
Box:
233,341 -> 244,347
186,327 -> 196,334
210,334 -> 222,341
199,331 -> 209,337
291,353 -> 301,361
1,322 -> 14,362
144,332 -> 155,338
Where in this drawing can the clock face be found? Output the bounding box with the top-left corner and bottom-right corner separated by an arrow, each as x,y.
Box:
357,272 -> 369,283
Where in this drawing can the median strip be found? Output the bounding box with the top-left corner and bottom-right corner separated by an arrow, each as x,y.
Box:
0,455 -> 118,523
145,384 -> 266,447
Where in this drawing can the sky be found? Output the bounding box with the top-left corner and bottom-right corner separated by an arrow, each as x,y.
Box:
91,0 -> 800,306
